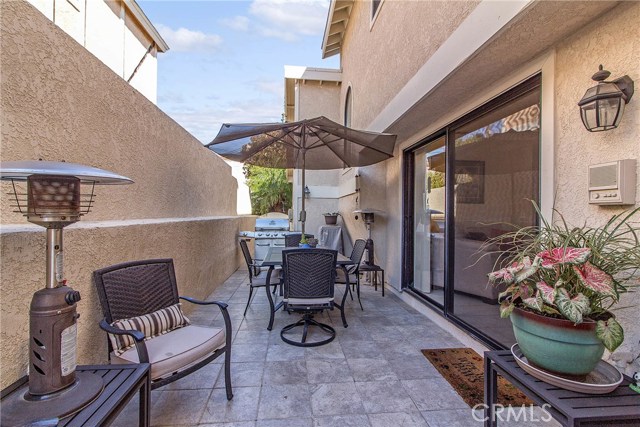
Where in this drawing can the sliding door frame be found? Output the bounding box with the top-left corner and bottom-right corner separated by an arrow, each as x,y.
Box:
402,74 -> 542,350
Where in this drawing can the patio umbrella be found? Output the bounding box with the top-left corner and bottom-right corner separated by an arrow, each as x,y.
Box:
206,116 -> 397,234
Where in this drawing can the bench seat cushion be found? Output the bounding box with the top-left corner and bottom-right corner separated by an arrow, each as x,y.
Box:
111,325 -> 225,381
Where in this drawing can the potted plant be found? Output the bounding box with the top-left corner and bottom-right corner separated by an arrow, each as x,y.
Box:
488,203 -> 640,377
299,234 -> 311,248
323,212 -> 339,225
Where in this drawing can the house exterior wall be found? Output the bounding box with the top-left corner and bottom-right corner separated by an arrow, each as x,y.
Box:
0,0 -> 249,388
291,81 -> 343,235
315,0 -> 640,372
339,0 -> 479,130
553,2 -> 640,368
25,0 -> 161,103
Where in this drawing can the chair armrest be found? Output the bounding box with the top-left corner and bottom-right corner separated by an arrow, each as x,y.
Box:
99,319 -> 149,363
179,296 -> 228,310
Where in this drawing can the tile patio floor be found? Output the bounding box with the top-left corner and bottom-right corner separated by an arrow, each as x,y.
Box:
112,269 -> 560,427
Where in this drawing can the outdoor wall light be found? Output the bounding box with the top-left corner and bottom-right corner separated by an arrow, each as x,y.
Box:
578,65 -> 634,132
304,185 -> 311,198
0,160 -> 132,425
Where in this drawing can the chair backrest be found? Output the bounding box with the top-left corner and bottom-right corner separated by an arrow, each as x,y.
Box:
93,258 -> 179,323
239,239 -> 253,269
284,233 -> 314,247
350,239 -> 367,265
282,249 -> 336,300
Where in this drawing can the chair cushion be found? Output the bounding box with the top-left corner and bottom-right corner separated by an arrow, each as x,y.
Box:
111,325 -> 226,381
109,303 -> 190,355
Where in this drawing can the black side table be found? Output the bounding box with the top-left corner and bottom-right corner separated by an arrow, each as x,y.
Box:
484,350 -> 640,426
359,263 -> 385,296
1,363 -> 150,427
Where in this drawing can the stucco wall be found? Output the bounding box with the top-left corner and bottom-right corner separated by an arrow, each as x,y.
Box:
553,2 -> 640,370
335,0 -> 479,266
340,0 -> 479,130
1,0 -> 237,223
0,0 -> 249,388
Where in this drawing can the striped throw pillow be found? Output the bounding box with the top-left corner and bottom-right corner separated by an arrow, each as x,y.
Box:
109,303 -> 190,355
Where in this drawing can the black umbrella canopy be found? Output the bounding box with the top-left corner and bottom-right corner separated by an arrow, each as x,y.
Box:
206,116 -> 397,234
206,116 -> 397,170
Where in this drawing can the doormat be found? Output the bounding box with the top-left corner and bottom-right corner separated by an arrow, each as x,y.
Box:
422,347 -> 532,407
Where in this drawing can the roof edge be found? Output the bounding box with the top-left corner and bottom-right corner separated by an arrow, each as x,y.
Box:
124,0 -> 170,52
321,0 -> 353,59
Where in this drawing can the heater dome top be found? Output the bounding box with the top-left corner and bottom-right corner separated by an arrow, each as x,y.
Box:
0,160 -> 133,184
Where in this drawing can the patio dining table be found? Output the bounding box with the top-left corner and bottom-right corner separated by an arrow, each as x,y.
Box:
260,246 -> 355,330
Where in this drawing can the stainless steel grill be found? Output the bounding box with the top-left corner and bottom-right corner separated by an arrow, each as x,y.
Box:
240,217 -> 290,261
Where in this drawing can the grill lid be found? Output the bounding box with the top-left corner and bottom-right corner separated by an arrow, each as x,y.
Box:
255,217 -> 289,231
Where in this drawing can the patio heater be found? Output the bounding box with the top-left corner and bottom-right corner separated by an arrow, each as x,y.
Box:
353,209 -> 384,265
0,160 -> 132,425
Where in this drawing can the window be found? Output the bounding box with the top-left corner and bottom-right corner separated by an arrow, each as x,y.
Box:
344,86 -> 352,127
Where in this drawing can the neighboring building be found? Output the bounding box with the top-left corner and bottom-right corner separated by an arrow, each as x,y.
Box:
284,66 -> 348,239
288,0 -> 639,373
26,0 -> 168,103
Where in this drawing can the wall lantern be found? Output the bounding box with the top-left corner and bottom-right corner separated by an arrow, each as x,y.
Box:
304,185 -> 311,199
578,65 -> 634,132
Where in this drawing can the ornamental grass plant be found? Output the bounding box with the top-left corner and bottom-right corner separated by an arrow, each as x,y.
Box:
487,203 -> 640,352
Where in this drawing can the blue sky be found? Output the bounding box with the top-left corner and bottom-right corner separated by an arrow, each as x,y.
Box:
138,0 -> 340,143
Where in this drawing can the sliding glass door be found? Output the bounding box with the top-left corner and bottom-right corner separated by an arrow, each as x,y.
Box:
403,75 -> 541,348
412,136 -> 446,305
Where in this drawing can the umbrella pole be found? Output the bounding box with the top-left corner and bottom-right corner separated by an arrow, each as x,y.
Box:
300,142 -> 306,235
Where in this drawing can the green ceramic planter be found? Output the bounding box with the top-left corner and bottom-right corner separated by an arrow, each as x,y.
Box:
510,306 -> 604,376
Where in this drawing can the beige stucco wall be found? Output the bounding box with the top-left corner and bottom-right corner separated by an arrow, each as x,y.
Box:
25,0 -> 160,103
334,0 -> 479,258
553,2 -> 640,369
0,0 -> 250,388
340,0 -> 479,130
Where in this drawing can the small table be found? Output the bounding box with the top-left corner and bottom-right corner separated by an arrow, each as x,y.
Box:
1,363 -> 150,427
484,350 -> 640,426
359,263 -> 385,296
261,246 -> 355,331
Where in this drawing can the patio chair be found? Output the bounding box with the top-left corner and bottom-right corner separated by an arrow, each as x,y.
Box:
280,248 -> 337,347
284,233 -> 314,247
93,258 -> 233,400
335,239 -> 367,310
240,239 -> 281,316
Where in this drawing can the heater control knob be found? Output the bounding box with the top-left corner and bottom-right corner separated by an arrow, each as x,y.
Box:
65,290 -> 81,305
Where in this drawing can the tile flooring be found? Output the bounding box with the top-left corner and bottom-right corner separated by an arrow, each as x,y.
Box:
112,270 -> 560,426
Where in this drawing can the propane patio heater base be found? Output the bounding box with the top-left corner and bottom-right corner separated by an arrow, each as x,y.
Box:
1,371 -> 104,425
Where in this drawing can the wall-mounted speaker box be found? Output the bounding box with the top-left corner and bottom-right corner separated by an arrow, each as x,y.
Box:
588,159 -> 637,205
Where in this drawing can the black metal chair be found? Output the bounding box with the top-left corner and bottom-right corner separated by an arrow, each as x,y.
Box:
335,239 -> 367,310
280,249 -> 337,347
93,258 -> 233,400
284,233 -> 314,247
239,239 -> 281,316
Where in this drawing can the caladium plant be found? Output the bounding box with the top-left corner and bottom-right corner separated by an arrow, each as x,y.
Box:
487,204 -> 640,353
